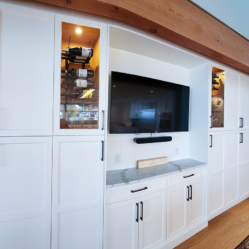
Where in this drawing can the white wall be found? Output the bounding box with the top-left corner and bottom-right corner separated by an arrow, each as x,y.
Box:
107,48 -> 190,170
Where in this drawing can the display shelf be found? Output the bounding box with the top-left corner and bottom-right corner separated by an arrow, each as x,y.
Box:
59,22 -> 100,130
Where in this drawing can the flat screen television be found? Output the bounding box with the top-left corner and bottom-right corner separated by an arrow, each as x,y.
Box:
109,71 -> 190,134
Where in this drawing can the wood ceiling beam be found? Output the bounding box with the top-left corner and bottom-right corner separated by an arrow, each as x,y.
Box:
33,0 -> 249,74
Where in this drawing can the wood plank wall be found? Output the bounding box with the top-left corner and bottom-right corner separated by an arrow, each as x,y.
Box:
32,0 -> 249,74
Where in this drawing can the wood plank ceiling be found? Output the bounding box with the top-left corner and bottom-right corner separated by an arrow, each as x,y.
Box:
33,0 -> 249,74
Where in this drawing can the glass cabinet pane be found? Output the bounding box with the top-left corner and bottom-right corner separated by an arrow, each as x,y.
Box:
211,67 -> 225,128
60,22 -> 100,129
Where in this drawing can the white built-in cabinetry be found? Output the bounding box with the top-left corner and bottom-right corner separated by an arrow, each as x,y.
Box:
105,167 -> 207,249
167,169 -> 206,241
0,2 -> 107,249
52,136 -> 104,249
0,137 -> 52,249
208,68 -> 249,219
106,190 -> 167,249
1,0 -> 249,248
0,2 -> 54,137
239,76 -> 249,129
53,14 -> 107,136
0,2 -> 54,249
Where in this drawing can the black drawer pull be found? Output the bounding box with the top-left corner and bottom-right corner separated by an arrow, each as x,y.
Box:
136,203 -> 139,222
183,174 -> 195,178
187,186 -> 189,201
131,187 -> 148,193
210,135 -> 213,148
240,133 -> 243,143
140,201 -> 143,221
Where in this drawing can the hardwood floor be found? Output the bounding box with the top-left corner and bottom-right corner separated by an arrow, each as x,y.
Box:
175,198 -> 249,249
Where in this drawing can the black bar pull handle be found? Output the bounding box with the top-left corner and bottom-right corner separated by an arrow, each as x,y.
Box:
240,117 -> 243,128
140,201 -> 143,221
210,116 -> 213,128
189,185 -> 192,200
187,186 -> 189,201
242,118 -> 244,128
183,174 -> 195,178
240,133 -> 243,143
131,187 -> 148,193
136,203 -> 139,222
101,141 -> 104,161
102,110 -> 104,130
210,135 -> 213,148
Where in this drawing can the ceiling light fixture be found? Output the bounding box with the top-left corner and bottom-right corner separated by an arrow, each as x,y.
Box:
76,28 -> 82,34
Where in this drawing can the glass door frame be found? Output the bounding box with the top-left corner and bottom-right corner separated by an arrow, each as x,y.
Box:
54,13 -> 108,135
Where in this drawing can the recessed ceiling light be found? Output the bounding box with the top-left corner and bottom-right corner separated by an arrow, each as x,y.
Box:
151,91 -> 153,92
76,28 -> 82,34
113,85 -> 116,87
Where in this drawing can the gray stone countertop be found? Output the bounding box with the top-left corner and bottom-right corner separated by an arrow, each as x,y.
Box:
106,158 -> 206,188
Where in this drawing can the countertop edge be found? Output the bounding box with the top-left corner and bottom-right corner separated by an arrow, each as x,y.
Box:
106,162 -> 207,189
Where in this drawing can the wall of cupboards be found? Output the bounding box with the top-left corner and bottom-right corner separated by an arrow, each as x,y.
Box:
0,0 -> 249,249
0,1 -> 107,248
208,66 -> 249,219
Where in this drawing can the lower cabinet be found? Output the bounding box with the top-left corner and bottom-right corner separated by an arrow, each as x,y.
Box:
105,191 -> 166,249
209,131 -> 249,219
0,137 -> 52,249
52,136 -> 104,249
167,177 -> 206,240
105,167 -> 207,249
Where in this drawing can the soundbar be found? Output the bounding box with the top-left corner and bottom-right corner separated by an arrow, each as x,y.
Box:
134,136 -> 172,144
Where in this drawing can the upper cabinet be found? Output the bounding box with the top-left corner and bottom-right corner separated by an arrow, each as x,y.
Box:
53,14 -> 108,135
210,66 -> 249,131
210,67 -> 225,130
239,75 -> 249,129
225,70 -> 239,130
0,2 -> 54,136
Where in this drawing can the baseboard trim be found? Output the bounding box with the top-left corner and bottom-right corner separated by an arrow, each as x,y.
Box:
156,220 -> 208,249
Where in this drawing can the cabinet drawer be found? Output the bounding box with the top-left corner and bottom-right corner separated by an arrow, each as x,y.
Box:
106,178 -> 167,204
168,168 -> 205,187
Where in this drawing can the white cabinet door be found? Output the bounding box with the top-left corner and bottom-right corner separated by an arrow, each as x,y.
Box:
225,70 -> 239,130
52,136 -> 104,249
188,179 -> 206,226
54,14 -> 107,136
0,137 -> 52,249
208,132 -> 225,218
139,191 -> 166,249
0,2 -> 54,136
105,199 -> 139,249
225,132 -> 239,206
239,131 -> 249,198
239,75 -> 249,129
167,184 -> 188,239
208,133 -> 225,174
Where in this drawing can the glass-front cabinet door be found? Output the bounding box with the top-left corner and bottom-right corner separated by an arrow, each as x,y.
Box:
54,14 -> 107,135
210,66 -> 225,129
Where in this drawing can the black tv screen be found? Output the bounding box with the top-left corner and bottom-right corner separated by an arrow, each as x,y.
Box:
109,71 -> 190,134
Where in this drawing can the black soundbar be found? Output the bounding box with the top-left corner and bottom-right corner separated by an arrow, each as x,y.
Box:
134,136 -> 172,144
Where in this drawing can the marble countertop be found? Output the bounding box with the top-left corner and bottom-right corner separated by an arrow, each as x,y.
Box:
106,158 -> 206,188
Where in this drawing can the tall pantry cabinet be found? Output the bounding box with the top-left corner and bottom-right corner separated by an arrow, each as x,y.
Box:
0,2 -> 54,249
208,66 -> 249,219
0,2 -> 107,249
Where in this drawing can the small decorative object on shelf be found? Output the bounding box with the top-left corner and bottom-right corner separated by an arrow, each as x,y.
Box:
137,157 -> 168,169
211,67 -> 225,128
